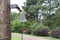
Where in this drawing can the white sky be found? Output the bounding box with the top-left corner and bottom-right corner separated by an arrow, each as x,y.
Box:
10,0 -> 26,13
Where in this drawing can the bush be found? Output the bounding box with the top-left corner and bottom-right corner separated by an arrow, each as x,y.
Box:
51,29 -> 60,38
31,22 -> 50,34
18,28 -> 25,33
11,19 -> 20,32
11,19 -> 25,32
35,29 -> 49,36
18,29 -> 31,34
25,30 -> 31,34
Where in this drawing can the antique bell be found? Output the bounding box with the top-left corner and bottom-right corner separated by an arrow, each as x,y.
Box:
18,12 -> 27,22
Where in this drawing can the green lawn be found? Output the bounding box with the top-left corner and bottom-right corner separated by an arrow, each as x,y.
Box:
12,33 -> 60,40
40,36 -> 60,40
11,34 -> 21,40
46,37 -> 60,40
24,33 -> 60,40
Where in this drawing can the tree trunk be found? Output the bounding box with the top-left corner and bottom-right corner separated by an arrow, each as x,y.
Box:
0,0 -> 11,40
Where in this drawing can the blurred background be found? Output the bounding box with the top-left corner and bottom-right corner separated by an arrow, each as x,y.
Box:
11,0 -> 60,39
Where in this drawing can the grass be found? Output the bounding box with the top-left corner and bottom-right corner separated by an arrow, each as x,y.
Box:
12,33 -> 60,40
35,36 -> 60,40
20,33 -> 60,40
11,33 -> 21,40
42,36 -> 60,40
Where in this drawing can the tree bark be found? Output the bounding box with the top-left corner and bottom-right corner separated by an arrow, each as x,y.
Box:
0,0 -> 11,40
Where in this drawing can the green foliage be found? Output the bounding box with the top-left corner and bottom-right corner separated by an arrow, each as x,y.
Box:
11,12 -> 32,33
31,22 -> 50,34
23,0 -> 60,29
11,12 -> 25,32
11,19 -> 27,32
22,0 -> 41,20
26,0 -> 37,6
11,1 -> 60,38
11,19 -> 20,32
11,12 -> 18,21
11,12 -> 19,32
46,10 -> 60,30
24,21 -> 32,30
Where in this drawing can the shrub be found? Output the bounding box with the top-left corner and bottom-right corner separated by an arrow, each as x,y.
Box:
31,22 -> 50,34
18,28 -> 25,33
11,19 -> 26,32
25,30 -> 31,34
51,29 -> 60,38
11,19 -> 20,32
18,28 -> 31,34
35,29 -> 49,36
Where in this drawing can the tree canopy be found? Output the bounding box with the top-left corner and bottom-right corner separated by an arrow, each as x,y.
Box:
22,0 -> 60,29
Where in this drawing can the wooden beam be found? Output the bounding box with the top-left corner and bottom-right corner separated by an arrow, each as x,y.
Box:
10,4 -> 22,11
0,0 -> 11,40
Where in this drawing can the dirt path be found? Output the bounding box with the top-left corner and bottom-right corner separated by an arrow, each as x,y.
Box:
13,33 -> 49,40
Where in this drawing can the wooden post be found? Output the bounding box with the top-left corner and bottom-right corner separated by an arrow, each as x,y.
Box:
0,0 -> 11,40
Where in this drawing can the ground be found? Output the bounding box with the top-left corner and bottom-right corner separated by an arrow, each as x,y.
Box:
12,33 -> 60,40
12,34 -> 21,40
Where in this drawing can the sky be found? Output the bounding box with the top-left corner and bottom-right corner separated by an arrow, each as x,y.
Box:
10,0 -> 26,13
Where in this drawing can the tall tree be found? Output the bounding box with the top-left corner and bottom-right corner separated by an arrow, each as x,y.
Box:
23,0 -> 60,20
23,0 -> 60,30
22,0 -> 40,20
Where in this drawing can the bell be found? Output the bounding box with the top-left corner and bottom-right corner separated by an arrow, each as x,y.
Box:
18,12 -> 27,22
